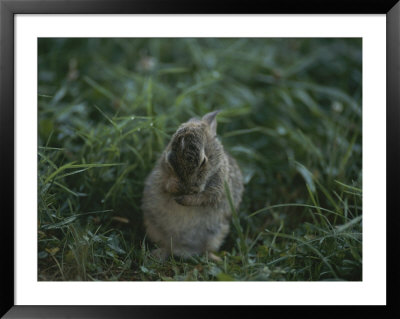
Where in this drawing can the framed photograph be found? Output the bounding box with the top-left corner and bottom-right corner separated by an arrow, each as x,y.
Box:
1,0 -> 398,317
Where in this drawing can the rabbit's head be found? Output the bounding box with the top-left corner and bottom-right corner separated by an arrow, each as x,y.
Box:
163,111 -> 224,195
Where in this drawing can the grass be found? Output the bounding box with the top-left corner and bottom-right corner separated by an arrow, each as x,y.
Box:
38,38 -> 362,281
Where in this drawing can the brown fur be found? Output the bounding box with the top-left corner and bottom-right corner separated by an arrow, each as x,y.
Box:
141,111 -> 243,260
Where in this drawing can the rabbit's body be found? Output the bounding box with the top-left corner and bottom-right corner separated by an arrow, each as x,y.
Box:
142,111 -> 243,260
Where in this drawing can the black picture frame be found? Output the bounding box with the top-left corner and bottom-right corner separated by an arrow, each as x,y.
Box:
1,0 -> 399,318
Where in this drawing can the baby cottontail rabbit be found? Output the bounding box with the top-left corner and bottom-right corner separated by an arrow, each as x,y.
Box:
142,111 -> 243,261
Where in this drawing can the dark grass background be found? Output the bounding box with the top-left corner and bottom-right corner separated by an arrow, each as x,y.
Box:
38,38 -> 362,281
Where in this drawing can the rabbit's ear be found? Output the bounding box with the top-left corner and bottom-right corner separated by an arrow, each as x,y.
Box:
202,110 -> 220,135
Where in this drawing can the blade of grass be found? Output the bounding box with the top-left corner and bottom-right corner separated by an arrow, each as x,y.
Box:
264,231 -> 339,279
224,181 -> 248,262
93,104 -> 120,132
44,162 -> 123,185
248,203 -> 343,218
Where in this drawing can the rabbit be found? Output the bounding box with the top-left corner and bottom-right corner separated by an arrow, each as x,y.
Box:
141,110 -> 243,262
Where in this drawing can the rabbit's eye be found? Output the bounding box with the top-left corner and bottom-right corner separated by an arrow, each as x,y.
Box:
166,151 -> 176,167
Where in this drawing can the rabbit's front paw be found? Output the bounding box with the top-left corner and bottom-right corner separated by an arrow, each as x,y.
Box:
175,194 -> 198,206
150,248 -> 168,261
